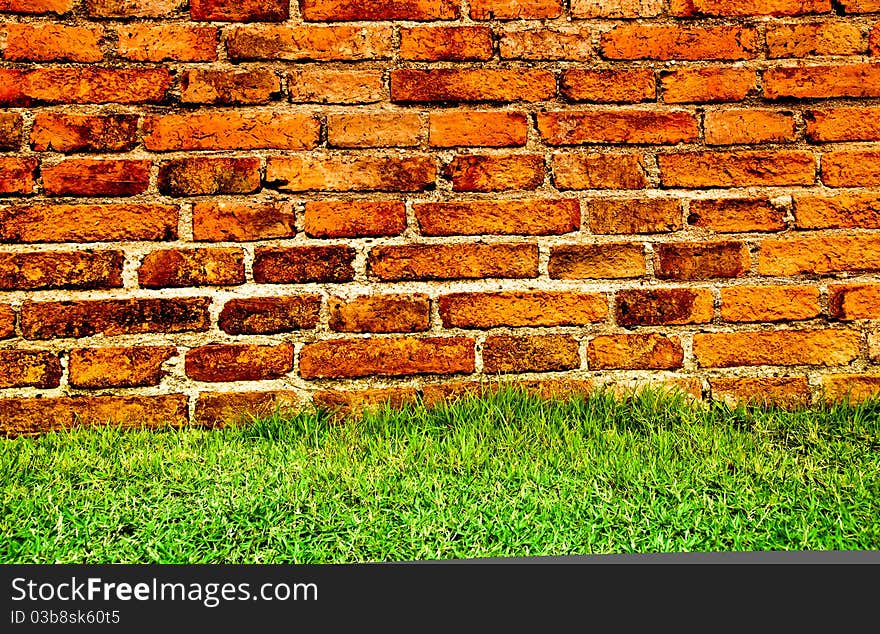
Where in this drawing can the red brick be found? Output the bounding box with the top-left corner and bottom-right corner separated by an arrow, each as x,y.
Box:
21,298 -> 211,339
0,350 -> 61,388
187,344 -> 294,382
600,25 -> 760,60
158,157 -> 261,196
329,295 -> 431,333
822,375 -> 880,403
1,68 -> 171,105
116,24 -> 217,62
829,285 -> 880,320
253,246 -> 355,283
537,110 -> 699,145
758,235 -> 880,275
688,198 -> 788,232
439,291 -> 607,328
794,193 -> 880,229
219,296 -> 322,334
704,110 -> 796,145
590,198 -> 682,234
287,69 -> 385,104
86,0 -> 183,17
0,158 -> 37,195
300,0 -> 459,20
391,69 -> 556,103
616,288 -> 714,326
661,67 -> 757,103
572,0 -> 663,17
227,25 -> 392,61
312,387 -> 419,418
299,337 -> 475,379
0,395 -> 188,438
655,241 -> 750,280
483,335 -> 580,374
190,0 -> 288,21
552,153 -> 648,190
710,377 -> 811,408
428,111 -> 528,148
304,201 -> 406,238
672,0 -> 831,16
42,159 -> 150,197
0,113 -> 22,150
822,150 -> 880,187
694,330 -> 859,368
0,0 -> 74,13
415,199 -> 579,236
721,285 -> 821,322
588,334 -> 683,370
145,112 -> 318,150
442,154 -> 545,192
400,26 -> 493,61
549,244 -> 646,279
0,305 -> 13,339
0,204 -> 177,243
499,27 -> 594,61
327,113 -> 421,148
179,69 -> 280,105
193,201 -> 296,242
659,151 -> 816,187
138,248 -> 245,289
470,0 -> 562,18
266,154 -> 436,192
0,251 -> 123,290
2,23 -> 103,62
767,21 -> 864,58
841,0 -> 880,12
194,391 -> 300,427
368,244 -> 538,281
30,113 -> 139,153
805,107 -> 880,141
763,63 -> 880,99
68,346 -> 176,388
560,69 -> 655,103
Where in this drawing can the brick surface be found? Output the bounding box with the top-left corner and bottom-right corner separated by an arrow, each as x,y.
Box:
439,291 -> 607,327
68,346 -> 176,388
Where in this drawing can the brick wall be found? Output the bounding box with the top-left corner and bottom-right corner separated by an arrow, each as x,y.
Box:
2,0 -> 880,435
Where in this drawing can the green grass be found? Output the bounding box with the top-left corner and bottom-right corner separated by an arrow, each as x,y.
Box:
2,385 -> 879,563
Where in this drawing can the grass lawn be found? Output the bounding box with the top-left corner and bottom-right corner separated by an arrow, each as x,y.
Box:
2,386 -> 879,563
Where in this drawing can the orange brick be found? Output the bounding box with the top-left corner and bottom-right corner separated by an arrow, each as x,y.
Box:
758,235 -> 880,275
1,0 -> 74,13
138,248 -> 244,289
194,391 -> 300,427
470,0 -> 562,18
86,0 -> 183,16
42,159 -> 150,197
694,330 -> 859,367
299,337 -> 475,379
3,23 -> 102,62
329,295 -> 431,333
822,150 -> 880,187
688,198 -> 788,232
400,26 -> 493,60
145,112 -> 318,151
226,25 -> 392,61
30,113 -> 138,153
805,107 -> 880,141
0,204 -> 177,243
415,199 -> 579,236
709,377 -> 811,408
0,350 -> 61,388
439,291 -> 607,328
1,68 -> 171,105
549,243 -> 646,279
483,335 -> 579,374
288,69 -> 385,104
193,201 -> 296,242
560,69 -> 655,103
538,110 -> 699,145
68,346 -> 177,388
391,69 -> 556,103
0,158 -> 37,195
300,0 -> 459,20
0,251 -> 123,290
186,344 -> 294,382
305,201 -> 406,238
590,198 -> 682,234
842,0 -> 880,12
704,110 -> 796,145
822,374 -> 880,403
661,67 -> 757,103
616,288 -> 714,326
721,285 -> 821,322
659,151 -> 816,187
158,157 -> 261,196
312,387 -> 420,418
0,113 -> 22,150
0,304 -> 14,339
766,21 -> 864,58
116,24 -> 217,61
368,244 -> 539,281
179,69 -> 280,105
763,63 -> 880,99
600,25 -> 760,60
794,193 -> 880,229
588,334 -> 683,370
655,241 -> 750,280
428,111 -> 528,147
572,0 -> 663,17
190,0 -> 288,21
266,154 -> 436,192
253,246 -> 355,284
327,113 -> 421,148
219,296 -> 322,334
499,27 -> 594,61
442,154 -> 545,192
829,285 -> 880,320
672,0 -> 831,16
552,153 -> 648,190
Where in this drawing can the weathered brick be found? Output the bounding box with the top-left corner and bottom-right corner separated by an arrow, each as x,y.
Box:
600,25 -> 760,60
193,201 -> 296,242
549,243 -> 646,279
138,248 -> 245,289
190,0 -> 288,21
0,251 -> 123,290
822,375 -> 880,403
659,151 -> 816,187
763,63 -> 880,99
758,235 -> 880,275
553,154 -> 648,190
616,288 -> 714,326
483,335 -> 580,374
793,193 -> 880,229
439,291 -> 607,328
327,113 -> 421,148
672,0 -> 831,16
227,25 -> 392,61
537,110 -> 699,145
368,244 -> 539,281
822,150 -> 880,186
415,199 -> 579,236
1,68 -> 171,105
0,395 -> 188,438
588,334 -> 683,370
0,305 -> 14,339
420,377 -> 597,406
300,0 -> 460,20
590,198 -> 682,234
86,0 -> 183,17
219,296 -> 322,334
253,246 -> 355,283
391,69 -> 556,103
116,24 -> 217,62
560,69 -> 655,103
704,110 -> 796,145
805,107 -> 880,141
710,377 -> 811,408
721,285 -> 821,322
470,0 -> 562,18
68,346 -> 176,388
829,285 -> 880,320
145,112 -> 318,150
266,155 -> 436,192
688,198 -> 788,232
329,295 -> 431,333
0,204 -> 177,243
158,157 -> 261,196
194,391 -> 300,427
572,0 -> 663,17
30,113 -> 139,153
655,241 -> 750,280
186,344 -> 294,382
660,67 -> 757,103
2,23 -> 103,62
1,0 -> 74,13
0,350 -> 61,388
499,27 -> 594,61
766,21 -> 864,58
442,154 -> 545,192
42,159 -> 150,197
0,158 -> 37,195
694,330 -> 860,367
21,298 -> 211,339
0,113 -> 22,150
179,69 -> 280,105
305,201 -> 405,238
400,26 -> 492,61
428,111 -> 528,148
287,69 -> 385,104
312,387 -> 419,418
842,0 -> 880,12
299,337 -> 475,379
